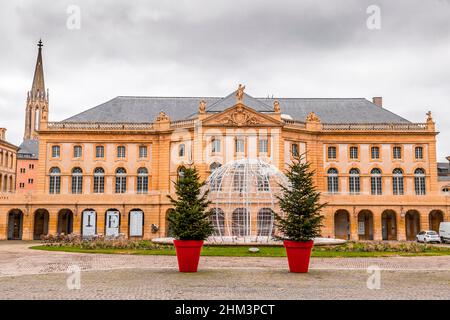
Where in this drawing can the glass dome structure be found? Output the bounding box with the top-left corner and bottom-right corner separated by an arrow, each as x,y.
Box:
204,158 -> 289,243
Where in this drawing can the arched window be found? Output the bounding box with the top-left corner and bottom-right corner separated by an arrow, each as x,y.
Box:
233,164 -> 245,192
349,168 -> 360,194
210,162 -> 221,172
178,144 -> 185,157
71,168 -> 83,194
414,168 -> 426,195
370,168 -> 382,195
177,166 -> 185,180
115,168 -> 127,194
327,168 -> 339,194
257,174 -> 270,192
137,167 -> 148,194
232,208 -> 249,237
209,208 -> 225,236
392,168 -> 404,195
49,167 -> 61,194
257,208 -> 274,237
210,163 -> 222,191
93,168 -> 105,193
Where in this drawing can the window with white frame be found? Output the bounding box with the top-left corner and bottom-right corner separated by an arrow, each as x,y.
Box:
117,146 -> 126,158
115,168 -> 127,193
371,146 -> 380,159
414,168 -> 426,195
49,167 -> 61,194
178,144 -> 185,157
139,146 -> 148,158
71,167 -> 83,194
259,138 -> 268,153
95,145 -> 104,158
257,174 -> 270,192
415,146 -> 423,159
291,143 -> 299,157
211,138 -> 221,153
233,164 -> 245,192
235,138 -> 245,153
137,167 -> 148,194
328,146 -> 337,160
392,168 -> 404,195
327,168 -> 339,194
210,163 -> 222,191
349,146 -> 358,160
393,146 -> 402,159
73,145 -> 82,158
93,167 -> 105,193
51,145 -> 60,158
370,168 -> 382,195
349,168 -> 360,194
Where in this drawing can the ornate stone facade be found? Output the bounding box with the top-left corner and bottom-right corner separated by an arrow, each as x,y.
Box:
0,43 -> 448,241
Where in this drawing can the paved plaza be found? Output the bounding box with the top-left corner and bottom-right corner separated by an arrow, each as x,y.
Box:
0,242 -> 449,299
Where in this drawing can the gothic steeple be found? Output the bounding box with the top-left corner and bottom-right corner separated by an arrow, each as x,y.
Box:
24,40 -> 49,140
30,39 -> 45,98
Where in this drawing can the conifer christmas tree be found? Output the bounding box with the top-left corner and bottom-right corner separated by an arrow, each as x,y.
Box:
167,166 -> 214,240
275,156 -> 325,241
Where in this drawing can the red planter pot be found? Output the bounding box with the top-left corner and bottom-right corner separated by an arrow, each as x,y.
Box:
173,240 -> 204,272
283,240 -> 314,273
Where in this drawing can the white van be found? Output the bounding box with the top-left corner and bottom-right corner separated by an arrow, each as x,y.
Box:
439,222 -> 450,243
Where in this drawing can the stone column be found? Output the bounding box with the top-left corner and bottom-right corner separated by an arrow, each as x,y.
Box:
397,213 -> 406,241
349,209 -> 358,240
48,208 -> 59,235
373,210 -> 382,241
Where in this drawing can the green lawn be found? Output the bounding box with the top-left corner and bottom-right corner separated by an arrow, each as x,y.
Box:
30,244 -> 450,258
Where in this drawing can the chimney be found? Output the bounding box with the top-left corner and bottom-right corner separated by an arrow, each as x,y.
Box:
372,97 -> 382,108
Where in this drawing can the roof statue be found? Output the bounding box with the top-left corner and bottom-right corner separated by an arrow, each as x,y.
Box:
306,111 -> 320,122
199,100 -> 206,113
156,110 -> 170,122
273,100 -> 280,113
426,111 -> 433,123
236,84 -> 245,103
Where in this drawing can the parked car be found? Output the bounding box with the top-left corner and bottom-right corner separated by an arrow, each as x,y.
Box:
416,230 -> 441,243
439,222 -> 450,243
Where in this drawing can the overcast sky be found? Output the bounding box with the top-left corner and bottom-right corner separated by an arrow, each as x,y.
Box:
0,0 -> 449,161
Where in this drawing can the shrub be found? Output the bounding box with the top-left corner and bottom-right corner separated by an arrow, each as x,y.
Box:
40,233 -> 172,251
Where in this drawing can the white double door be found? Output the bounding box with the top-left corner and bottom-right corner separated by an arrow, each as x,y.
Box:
105,210 -> 120,237
82,210 -> 96,237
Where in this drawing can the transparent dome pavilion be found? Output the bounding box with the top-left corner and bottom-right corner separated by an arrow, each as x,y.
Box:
204,158 -> 289,243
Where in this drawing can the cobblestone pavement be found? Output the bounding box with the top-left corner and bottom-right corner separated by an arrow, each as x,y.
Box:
0,241 -> 449,299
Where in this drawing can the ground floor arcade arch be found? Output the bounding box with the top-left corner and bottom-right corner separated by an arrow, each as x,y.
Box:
357,210 -> 374,240
429,210 -> 444,232
33,209 -> 49,240
405,210 -> 420,241
57,209 -> 73,234
7,209 -> 23,240
334,210 -> 350,240
381,210 -> 397,240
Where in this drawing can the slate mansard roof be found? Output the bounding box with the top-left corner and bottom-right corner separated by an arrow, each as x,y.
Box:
64,91 -> 411,124
18,139 -> 39,159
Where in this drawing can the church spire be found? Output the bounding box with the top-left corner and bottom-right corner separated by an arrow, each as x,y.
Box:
24,39 -> 49,140
30,39 -> 46,99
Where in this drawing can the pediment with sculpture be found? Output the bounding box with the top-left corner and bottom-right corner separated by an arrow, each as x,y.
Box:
202,103 -> 281,127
